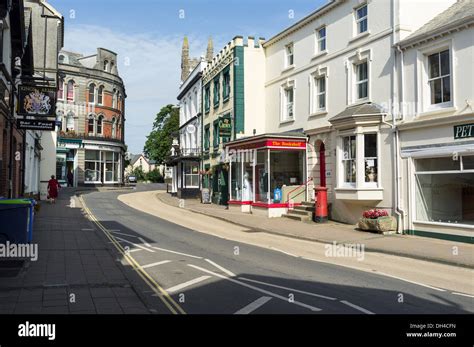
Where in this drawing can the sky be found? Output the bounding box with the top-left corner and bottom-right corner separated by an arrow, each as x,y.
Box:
48,0 -> 327,154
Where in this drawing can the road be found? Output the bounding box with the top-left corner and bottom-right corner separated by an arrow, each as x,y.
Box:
80,184 -> 474,314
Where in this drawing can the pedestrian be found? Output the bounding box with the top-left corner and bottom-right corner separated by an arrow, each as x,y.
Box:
47,175 -> 61,204
67,170 -> 74,187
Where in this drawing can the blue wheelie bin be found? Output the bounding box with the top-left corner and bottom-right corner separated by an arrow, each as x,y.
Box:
0,199 -> 35,244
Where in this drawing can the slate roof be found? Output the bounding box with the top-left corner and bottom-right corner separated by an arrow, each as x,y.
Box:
328,102 -> 386,123
400,0 -> 474,45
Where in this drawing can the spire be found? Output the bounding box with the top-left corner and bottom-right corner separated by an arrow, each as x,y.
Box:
181,36 -> 190,81
206,36 -> 213,62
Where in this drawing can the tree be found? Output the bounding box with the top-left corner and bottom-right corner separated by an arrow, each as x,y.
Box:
146,169 -> 164,183
144,104 -> 179,164
132,166 -> 146,181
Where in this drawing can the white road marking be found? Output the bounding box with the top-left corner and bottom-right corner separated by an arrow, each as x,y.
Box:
235,296 -> 272,314
128,248 -> 143,253
81,228 -> 94,231
138,237 -> 152,248
188,264 -> 321,312
239,277 -> 337,301
451,292 -> 474,298
270,247 -> 298,257
142,260 -> 171,269
340,300 -> 375,315
165,276 -> 212,294
204,259 -> 236,277
114,236 -> 155,253
374,271 -> 446,292
152,246 -> 202,259
110,231 -> 138,238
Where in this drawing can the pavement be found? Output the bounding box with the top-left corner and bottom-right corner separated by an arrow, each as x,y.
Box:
0,188 -> 168,314
157,193 -> 474,268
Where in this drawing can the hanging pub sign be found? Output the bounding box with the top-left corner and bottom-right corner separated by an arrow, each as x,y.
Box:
219,115 -> 232,137
17,119 -> 56,131
18,85 -> 56,117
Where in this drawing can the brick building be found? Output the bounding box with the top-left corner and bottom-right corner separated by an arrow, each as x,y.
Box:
55,48 -> 126,186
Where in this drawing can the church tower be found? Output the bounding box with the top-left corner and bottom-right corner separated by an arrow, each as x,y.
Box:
206,36 -> 213,62
181,36 -> 190,81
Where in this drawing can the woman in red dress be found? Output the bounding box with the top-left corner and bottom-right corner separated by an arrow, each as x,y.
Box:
47,175 -> 61,204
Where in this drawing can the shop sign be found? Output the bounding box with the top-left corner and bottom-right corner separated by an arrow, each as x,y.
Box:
219,116 -> 232,137
18,85 -> 56,117
17,119 -> 55,131
454,124 -> 474,139
266,139 -> 306,149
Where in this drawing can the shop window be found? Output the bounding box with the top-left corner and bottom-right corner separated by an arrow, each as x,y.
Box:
428,50 -> 451,105
317,27 -> 326,53
85,150 -> 101,182
184,162 -> 199,188
255,150 -> 269,203
285,43 -> 294,67
355,61 -> 368,100
342,135 -> 356,185
270,151 -> 304,203
105,152 -> 119,182
415,156 -> 474,226
364,134 -> 377,184
355,4 -> 368,35
230,155 -> 242,201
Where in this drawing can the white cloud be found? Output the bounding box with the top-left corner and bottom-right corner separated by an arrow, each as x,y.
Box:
63,25 -> 209,153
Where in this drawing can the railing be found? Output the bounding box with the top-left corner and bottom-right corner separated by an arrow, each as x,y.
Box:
286,177 -> 313,208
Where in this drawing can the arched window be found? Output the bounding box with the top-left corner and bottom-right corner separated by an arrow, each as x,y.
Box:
57,78 -> 64,100
98,86 -> 104,105
66,112 -> 74,132
88,83 -> 96,104
112,117 -> 117,138
110,61 -> 115,72
66,80 -> 74,102
112,89 -> 117,109
88,115 -> 95,135
97,115 -> 104,135
118,93 -> 122,111
104,60 -> 109,71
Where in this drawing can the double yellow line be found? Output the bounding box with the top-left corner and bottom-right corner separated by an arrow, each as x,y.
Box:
79,195 -> 185,315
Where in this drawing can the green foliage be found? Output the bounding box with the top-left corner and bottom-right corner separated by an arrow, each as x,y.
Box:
131,166 -> 146,181
144,104 -> 179,164
146,169 -> 164,183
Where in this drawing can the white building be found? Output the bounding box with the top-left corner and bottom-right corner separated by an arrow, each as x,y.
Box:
259,0 -> 457,225
397,0 -> 474,242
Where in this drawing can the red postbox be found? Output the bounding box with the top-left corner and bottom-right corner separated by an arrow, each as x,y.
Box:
314,186 -> 328,223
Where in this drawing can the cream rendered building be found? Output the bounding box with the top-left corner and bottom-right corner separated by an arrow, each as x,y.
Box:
397,0 -> 474,242
261,0 -> 457,226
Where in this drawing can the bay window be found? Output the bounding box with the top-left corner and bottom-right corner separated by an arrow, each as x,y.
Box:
364,133 -> 377,184
342,135 -> 356,185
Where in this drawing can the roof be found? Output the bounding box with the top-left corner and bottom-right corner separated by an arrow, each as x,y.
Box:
329,103 -> 386,122
399,0 -> 474,47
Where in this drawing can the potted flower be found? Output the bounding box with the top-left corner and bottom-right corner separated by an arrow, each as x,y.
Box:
358,208 -> 397,234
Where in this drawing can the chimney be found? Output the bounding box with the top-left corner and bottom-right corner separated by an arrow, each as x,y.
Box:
181,36 -> 190,81
206,36 -> 213,62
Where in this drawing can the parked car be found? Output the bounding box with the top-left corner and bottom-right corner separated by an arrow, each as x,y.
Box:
127,175 -> 137,184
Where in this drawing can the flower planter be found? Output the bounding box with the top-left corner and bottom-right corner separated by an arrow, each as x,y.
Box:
358,216 -> 397,233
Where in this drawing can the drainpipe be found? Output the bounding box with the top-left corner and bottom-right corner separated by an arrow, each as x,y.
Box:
394,44 -> 407,234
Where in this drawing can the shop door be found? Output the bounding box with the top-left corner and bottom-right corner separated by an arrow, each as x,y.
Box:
220,168 -> 229,205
